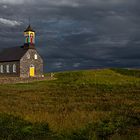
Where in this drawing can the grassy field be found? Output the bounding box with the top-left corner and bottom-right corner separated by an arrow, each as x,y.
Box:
0,69 -> 140,140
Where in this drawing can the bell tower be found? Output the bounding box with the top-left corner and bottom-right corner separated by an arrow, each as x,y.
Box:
24,25 -> 35,49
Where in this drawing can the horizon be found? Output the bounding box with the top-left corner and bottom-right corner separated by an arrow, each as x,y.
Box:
0,0 -> 139,72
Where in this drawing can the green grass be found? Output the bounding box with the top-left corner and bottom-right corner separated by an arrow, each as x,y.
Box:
111,68 -> 140,78
0,113 -> 54,140
0,68 -> 140,140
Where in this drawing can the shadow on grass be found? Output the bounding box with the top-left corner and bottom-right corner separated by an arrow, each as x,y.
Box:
0,113 -> 139,140
0,113 -> 56,140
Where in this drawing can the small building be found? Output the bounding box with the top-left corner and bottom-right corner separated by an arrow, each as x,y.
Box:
0,25 -> 43,78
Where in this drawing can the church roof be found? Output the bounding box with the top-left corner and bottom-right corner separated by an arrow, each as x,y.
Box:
24,25 -> 35,32
0,46 -> 28,62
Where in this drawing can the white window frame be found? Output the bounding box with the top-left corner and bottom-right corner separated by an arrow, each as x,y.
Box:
27,53 -> 30,59
30,64 -> 35,68
13,64 -> 16,73
0,65 -> 3,73
6,65 -> 10,73
34,54 -> 38,60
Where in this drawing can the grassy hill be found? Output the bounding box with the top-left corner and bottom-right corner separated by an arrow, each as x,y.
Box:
0,69 -> 140,140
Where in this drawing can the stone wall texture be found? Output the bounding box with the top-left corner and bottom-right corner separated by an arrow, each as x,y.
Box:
20,49 -> 43,78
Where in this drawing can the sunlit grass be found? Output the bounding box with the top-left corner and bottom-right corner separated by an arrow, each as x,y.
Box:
0,68 -> 140,139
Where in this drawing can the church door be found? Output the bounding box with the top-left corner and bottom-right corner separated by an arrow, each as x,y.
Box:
30,65 -> 35,77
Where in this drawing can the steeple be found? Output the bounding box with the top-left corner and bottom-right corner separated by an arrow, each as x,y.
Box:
24,25 -> 35,32
24,25 -> 35,49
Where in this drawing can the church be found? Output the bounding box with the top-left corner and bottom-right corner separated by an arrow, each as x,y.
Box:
0,25 -> 44,78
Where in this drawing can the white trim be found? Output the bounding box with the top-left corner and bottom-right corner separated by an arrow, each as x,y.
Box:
6,65 -> 10,73
30,64 -> 35,68
27,53 -> 30,59
34,54 -> 38,59
0,65 -> 3,73
13,64 -> 16,73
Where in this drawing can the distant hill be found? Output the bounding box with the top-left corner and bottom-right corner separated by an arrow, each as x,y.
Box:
0,69 -> 139,140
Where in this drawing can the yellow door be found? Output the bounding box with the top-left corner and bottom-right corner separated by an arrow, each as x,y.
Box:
30,67 -> 35,77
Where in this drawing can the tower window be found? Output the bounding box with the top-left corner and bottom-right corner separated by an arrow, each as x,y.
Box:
13,64 -> 16,73
34,54 -> 38,59
0,65 -> 3,73
6,65 -> 10,73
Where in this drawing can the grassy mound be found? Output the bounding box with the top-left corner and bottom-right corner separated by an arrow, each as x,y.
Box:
0,69 -> 139,139
111,68 -> 140,78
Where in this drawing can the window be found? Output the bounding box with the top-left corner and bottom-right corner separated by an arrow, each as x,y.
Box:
30,64 -> 34,68
34,54 -> 38,59
27,53 -> 30,59
13,64 -> 16,73
0,65 -> 3,73
6,65 -> 10,73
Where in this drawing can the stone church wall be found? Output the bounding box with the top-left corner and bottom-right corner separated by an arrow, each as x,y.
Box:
20,49 -> 43,78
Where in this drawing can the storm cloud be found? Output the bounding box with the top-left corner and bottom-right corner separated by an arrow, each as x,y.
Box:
0,0 -> 139,72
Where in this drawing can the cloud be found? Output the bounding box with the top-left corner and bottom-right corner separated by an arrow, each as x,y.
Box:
0,0 -> 136,6
73,63 -> 80,68
0,18 -> 22,26
0,0 -> 139,72
0,0 -> 24,4
2,5 -> 8,8
0,0 -> 35,4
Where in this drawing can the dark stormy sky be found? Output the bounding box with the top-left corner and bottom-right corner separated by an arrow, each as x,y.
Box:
0,0 -> 139,72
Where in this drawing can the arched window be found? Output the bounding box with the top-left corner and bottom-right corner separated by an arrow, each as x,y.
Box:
26,53 -> 30,59
0,65 -> 3,73
34,54 -> 38,59
6,65 -> 10,73
30,64 -> 34,68
13,64 -> 16,73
